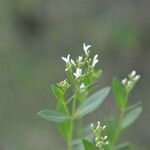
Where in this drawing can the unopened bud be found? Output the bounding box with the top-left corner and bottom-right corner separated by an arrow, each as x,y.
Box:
127,81 -> 132,86
134,75 -> 140,81
105,141 -> 109,145
122,78 -> 127,85
90,123 -> 94,129
102,125 -> 106,130
131,70 -> 136,77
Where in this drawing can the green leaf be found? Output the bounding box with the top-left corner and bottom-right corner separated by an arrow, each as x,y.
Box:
113,78 -> 127,111
121,106 -> 143,130
127,102 -> 141,111
51,85 -> 65,104
37,109 -> 69,122
82,139 -> 97,150
75,87 -> 110,118
115,142 -> 132,150
55,103 -> 70,140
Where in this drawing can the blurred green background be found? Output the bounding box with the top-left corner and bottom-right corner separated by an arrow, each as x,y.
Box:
0,0 -> 149,150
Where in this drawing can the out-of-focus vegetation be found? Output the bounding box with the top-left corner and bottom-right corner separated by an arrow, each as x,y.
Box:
0,1 -> 149,150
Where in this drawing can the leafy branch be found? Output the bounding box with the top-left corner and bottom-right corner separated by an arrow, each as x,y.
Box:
37,44 -> 142,150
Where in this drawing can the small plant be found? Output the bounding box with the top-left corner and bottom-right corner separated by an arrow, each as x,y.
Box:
38,43 -> 142,150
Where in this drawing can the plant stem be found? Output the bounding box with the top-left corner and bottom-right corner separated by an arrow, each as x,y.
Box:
111,95 -> 129,150
68,118 -> 73,150
67,85 -> 79,150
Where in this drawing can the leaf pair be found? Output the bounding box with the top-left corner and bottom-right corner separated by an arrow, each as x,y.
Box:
38,86 -> 110,123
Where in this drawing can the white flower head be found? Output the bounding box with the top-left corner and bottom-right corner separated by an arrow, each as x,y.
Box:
130,70 -> 136,77
92,54 -> 99,67
83,43 -> 91,55
62,54 -> 70,63
74,68 -> 82,79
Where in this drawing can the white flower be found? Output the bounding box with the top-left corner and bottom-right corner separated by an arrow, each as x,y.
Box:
130,70 -> 136,77
80,83 -> 85,89
62,54 -> 70,63
83,43 -> 91,55
92,54 -> 99,67
122,78 -> 127,85
74,68 -> 82,79
134,75 -> 140,81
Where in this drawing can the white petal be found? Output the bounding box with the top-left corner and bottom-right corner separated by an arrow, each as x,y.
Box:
71,59 -> 76,66
62,57 -> 68,63
74,68 -> 82,79
62,54 -> 70,63
83,43 -> 91,55
67,54 -> 70,60
92,59 -> 99,67
94,54 -> 98,59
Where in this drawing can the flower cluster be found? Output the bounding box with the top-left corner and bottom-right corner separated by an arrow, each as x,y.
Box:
90,121 -> 109,149
61,43 -> 101,89
62,43 -> 99,74
121,70 -> 140,92
57,79 -> 70,92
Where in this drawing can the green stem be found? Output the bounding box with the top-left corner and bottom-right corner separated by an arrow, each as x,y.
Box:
67,85 -> 79,150
111,94 -> 129,150
68,118 -> 73,150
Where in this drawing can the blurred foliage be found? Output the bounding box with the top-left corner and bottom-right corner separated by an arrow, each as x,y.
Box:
0,0 -> 150,150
